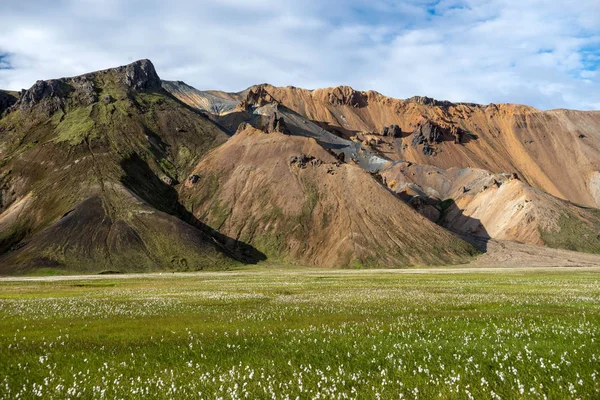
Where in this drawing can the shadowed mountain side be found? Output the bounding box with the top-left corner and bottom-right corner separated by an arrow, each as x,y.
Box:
120,154 -> 266,263
380,162 -> 600,254
0,90 -> 18,115
0,193 -> 237,274
436,200 -> 491,253
0,60 -> 246,274
179,126 -> 478,268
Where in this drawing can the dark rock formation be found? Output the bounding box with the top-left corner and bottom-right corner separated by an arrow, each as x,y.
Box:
327,149 -> 346,163
407,95 -> 480,108
411,130 -> 425,147
450,126 -> 463,144
381,124 -> 402,138
244,85 -> 277,107
188,174 -> 200,184
0,91 -> 17,115
289,154 -> 322,168
70,76 -> 98,106
14,79 -> 72,114
419,121 -> 444,144
122,59 -> 161,91
326,86 -> 368,107
422,142 -> 435,156
7,59 -> 161,117
407,96 -> 453,107
411,121 -> 456,156
266,113 -> 290,134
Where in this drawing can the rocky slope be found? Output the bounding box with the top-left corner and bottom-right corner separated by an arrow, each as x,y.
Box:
165,81 -> 600,254
161,80 -> 245,116
179,125 -> 477,268
165,83 -> 600,209
2,61 -> 598,274
256,85 -> 600,209
0,60 -> 241,273
380,162 -> 600,253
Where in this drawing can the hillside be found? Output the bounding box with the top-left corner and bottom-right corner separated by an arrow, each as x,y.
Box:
179,125 -> 477,268
253,85 -> 600,209
2,60 -> 598,274
164,81 -> 600,255
380,162 -> 600,253
165,83 -> 600,208
0,60 -> 239,273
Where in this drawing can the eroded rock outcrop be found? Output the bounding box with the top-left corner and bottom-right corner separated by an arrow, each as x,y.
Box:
289,154 -> 321,168
267,113 -> 290,134
15,79 -> 72,114
122,59 -> 161,91
411,121 -> 467,155
411,122 -> 443,156
325,86 -> 368,108
244,85 -> 277,108
381,124 -> 402,138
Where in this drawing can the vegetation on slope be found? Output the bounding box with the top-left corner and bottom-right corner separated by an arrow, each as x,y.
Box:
540,209 -> 600,254
0,60 -> 240,274
181,127 -> 477,268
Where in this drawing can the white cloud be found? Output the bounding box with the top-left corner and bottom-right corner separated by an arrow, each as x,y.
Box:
0,0 -> 598,110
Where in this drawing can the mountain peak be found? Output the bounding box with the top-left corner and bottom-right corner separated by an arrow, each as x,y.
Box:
9,59 -> 161,115
120,59 -> 161,91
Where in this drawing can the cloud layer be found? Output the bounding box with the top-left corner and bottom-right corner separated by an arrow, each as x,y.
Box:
1,0 -> 598,110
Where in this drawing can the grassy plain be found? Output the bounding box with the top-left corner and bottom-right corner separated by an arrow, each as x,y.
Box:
0,267 -> 599,399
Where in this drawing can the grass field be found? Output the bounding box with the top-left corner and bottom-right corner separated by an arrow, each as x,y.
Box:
0,268 -> 599,399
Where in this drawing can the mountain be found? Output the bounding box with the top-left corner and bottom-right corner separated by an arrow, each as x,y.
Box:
165,83 -> 600,208
0,60 -> 240,273
161,80 -> 246,116
2,60 -> 599,274
179,125 -> 477,268
380,162 -> 600,253
164,81 -> 600,254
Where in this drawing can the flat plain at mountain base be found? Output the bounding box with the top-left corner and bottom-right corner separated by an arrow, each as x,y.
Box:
1,268 -> 599,399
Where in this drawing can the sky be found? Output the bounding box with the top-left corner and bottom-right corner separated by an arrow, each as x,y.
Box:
0,0 -> 599,110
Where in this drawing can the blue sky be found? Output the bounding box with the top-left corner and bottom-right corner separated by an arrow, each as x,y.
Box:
0,0 -> 598,110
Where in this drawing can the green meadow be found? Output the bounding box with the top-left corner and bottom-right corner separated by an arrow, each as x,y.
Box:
0,268 -> 599,399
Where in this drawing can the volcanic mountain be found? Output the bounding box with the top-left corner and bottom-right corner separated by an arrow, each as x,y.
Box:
0,60 -> 242,273
165,81 -> 600,255
0,60 -> 483,274
179,125 -> 476,268
2,60 -> 600,274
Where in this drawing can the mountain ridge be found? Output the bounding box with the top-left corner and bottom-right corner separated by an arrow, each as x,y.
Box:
1,59 -> 599,274
164,76 -> 600,256
164,81 -> 600,208
0,59 -> 244,273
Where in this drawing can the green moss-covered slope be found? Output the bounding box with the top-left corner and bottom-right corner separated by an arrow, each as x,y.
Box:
0,60 -> 245,274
